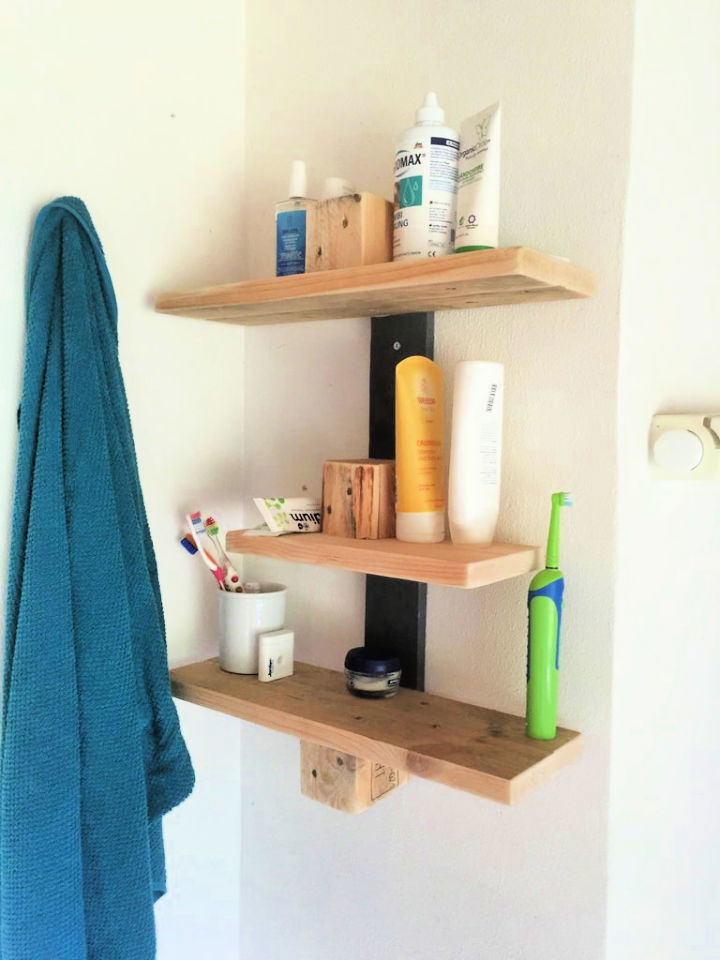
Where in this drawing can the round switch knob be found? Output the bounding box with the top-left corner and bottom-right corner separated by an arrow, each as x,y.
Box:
653,429 -> 704,473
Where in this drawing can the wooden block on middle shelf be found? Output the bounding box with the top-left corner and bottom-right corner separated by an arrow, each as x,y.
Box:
306,193 -> 393,272
322,459 -> 395,539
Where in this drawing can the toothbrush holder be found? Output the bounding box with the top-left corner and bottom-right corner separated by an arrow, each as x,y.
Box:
218,583 -> 287,674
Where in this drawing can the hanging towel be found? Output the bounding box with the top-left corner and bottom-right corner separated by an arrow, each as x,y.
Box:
1,198 -> 194,959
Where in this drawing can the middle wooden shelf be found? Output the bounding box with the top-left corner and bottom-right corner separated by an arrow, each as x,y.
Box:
226,530 -> 541,589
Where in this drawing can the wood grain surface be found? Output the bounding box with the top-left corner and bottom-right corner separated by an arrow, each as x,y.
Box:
171,659 -> 582,804
155,247 -> 595,325
226,530 -> 541,589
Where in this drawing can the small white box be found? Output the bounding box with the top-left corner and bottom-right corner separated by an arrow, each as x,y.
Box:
258,629 -> 295,682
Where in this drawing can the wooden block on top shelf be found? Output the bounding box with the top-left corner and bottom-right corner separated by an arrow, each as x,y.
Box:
300,742 -> 409,814
306,193 -> 393,272
322,459 -> 395,539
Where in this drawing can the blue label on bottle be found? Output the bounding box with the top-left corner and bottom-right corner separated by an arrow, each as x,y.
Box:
431,136 -> 460,149
276,209 -> 307,276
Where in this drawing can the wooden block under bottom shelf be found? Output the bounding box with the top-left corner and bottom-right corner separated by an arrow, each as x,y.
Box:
300,742 -> 409,813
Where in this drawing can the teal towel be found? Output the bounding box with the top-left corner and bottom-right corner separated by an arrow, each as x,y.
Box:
1,198 -> 194,958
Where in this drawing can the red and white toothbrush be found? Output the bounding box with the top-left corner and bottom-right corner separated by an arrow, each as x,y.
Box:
205,516 -> 243,592
186,512 -> 226,590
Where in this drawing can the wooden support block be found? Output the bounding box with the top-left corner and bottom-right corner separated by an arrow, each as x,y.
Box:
306,193 -> 393,272
322,459 -> 395,539
300,741 -> 409,814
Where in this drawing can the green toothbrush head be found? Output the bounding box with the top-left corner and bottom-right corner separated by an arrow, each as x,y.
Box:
546,491 -> 572,569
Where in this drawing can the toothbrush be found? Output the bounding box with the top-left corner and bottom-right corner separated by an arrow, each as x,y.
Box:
180,535 -> 198,555
526,492 -> 572,740
186,513 -> 226,590
180,533 -> 221,570
205,516 -> 243,592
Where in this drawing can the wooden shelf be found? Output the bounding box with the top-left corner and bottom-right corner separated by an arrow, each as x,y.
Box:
155,247 -> 594,325
226,531 -> 541,589
171,659 -> 582,804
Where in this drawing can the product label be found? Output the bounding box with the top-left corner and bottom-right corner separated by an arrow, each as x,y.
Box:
396,175 -> 423,208
429,136 -> 460,192
476,417 -> 499,484
456,105 -> 500,249
253,497 -> 321,533
276,209 -> 307,276
395,358 -> 444,513
393,134 -> 459,259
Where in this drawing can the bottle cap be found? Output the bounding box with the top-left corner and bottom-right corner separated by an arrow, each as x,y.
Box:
288,160 -> 307,199
415,91 -> 445,124
321,176 -> 354,200
344,647 -> 401,676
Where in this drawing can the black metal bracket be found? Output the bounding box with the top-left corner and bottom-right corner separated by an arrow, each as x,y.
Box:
364,313 -> 434,691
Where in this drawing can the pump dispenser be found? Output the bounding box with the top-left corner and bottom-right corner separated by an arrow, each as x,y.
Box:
393,92 -> 459,261
275,160 -> 315,276
321,177 -> 354,200
287,160 -> 307,199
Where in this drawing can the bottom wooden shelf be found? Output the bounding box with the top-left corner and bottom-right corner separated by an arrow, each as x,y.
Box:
171,659 -> 581,804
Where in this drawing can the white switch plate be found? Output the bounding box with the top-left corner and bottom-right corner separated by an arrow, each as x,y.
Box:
650,414 -> 720,480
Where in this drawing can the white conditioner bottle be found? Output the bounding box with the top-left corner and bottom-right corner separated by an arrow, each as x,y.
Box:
448,361 -> 504,544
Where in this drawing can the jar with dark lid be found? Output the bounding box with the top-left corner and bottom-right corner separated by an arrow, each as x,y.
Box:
344,647 -> 402,699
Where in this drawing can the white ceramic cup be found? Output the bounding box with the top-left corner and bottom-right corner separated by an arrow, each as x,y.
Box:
218,583 -> 287,674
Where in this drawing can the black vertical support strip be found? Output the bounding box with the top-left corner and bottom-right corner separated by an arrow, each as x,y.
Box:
365,313 -> 434,692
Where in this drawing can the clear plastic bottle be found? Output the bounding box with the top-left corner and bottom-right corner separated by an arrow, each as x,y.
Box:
275,161 -> 315,276
393,92 -> 459,261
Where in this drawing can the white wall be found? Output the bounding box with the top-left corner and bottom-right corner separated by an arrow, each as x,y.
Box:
6,3 -> 716,957
240,2 -> 633,958
1,3 -> 246,956
608,2 -> 720,957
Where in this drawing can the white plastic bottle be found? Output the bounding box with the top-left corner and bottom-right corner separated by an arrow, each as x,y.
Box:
393,92 -> 459,261
275,161 -> 315,276
448,361 -> 504,544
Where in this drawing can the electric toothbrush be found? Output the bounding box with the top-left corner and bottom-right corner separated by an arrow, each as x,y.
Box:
526,491 -> 572,740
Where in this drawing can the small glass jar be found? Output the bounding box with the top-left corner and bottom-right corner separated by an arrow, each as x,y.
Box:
344,647 -> 402,699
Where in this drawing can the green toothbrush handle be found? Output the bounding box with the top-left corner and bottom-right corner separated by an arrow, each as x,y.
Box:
526,571 -> 564,740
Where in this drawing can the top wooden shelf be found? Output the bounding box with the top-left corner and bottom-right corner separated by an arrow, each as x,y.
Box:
155,247 -> 595,325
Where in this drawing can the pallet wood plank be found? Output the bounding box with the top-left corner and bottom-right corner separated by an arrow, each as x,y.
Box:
171,659 -> 582,804
226,531 -> 541,589
155,247 -> 595,325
